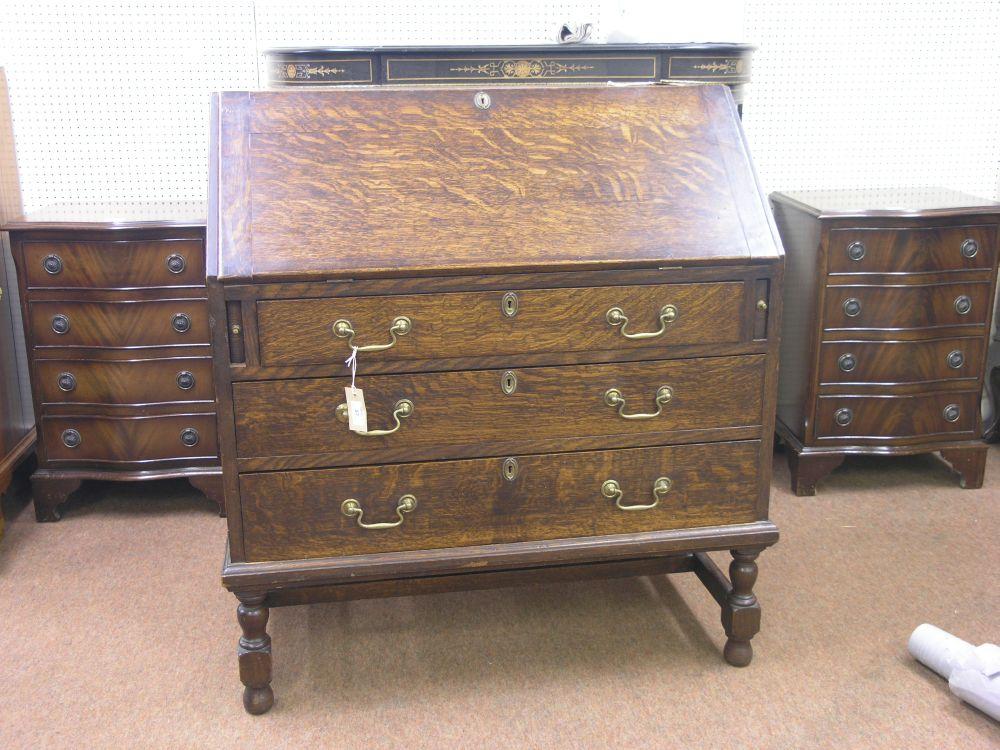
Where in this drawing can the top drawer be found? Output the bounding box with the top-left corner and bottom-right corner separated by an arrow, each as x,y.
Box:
256,282 -> 746,367
827,225 -> 996,275
22,239 -> 205,289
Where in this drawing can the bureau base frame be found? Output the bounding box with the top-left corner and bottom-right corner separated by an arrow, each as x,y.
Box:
223,522 -> 778,715
31,467 -> 225,521
776,422 -> 988,496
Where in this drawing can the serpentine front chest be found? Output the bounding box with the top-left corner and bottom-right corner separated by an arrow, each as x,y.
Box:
208,83 -> 783,713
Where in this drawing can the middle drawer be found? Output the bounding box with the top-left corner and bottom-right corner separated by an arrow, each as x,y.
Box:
233,355 -> 765,462
35,357 -> 215,406
30,299 -> 209,348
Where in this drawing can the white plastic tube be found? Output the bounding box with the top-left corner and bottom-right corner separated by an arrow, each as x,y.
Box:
908,623 -> 1000,721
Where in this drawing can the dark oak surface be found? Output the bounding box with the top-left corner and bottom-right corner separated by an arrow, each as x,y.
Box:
771,189 -> 999,495
2,206 -> 223,519
215,85 -> 778,283
212,83 -> 783,713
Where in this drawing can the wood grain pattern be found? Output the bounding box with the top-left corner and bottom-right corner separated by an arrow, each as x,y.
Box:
257,281 -> 745,367
817,337 -> 984,386
40,412 -> 218,465
233,355 -> 765,460
814,391 -> 979,442
826,225 -> 996,275
214,85 -> 779,283
822,281 -> 992,331
29,298 -> 209,348
239,441 -> 760,562
22,238 -> 205,289
34,356 -> 215,406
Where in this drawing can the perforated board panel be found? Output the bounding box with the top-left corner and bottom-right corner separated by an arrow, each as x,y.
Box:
742,1 -> 1000,200
0,2 -> 998,210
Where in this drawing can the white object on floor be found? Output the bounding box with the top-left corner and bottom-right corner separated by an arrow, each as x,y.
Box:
908,623 -> 1000,721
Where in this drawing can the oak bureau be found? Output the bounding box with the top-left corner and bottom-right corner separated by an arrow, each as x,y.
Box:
771,189 -> 1000,495
209,84 -> 784,713
4,204 -> 224,520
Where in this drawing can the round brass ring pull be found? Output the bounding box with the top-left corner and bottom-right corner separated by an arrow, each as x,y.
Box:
341,494 -> 417,530
601,477 -> 672,511
604,385 -> 673,419
606,304 -> 677,340
336,398 -> 413,436
333,315 -> 411,352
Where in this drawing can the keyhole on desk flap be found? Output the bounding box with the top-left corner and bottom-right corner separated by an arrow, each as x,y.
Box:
502,457 -> 519,481
501,370 -> 518,395
474,91 -> 491,110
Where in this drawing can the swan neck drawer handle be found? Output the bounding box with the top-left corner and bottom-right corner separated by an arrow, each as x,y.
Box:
333,315 -> 411,352
601,477 -> 672,511
341,494 -> 417,529
604,385 -> 673,419
606,304 -> 677,340
336,398 -> 413,436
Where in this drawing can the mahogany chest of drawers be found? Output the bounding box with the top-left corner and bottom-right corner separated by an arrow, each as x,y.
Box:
4,205 -> 223,520
771,189 -> 1000,495
210,84 -> 783,713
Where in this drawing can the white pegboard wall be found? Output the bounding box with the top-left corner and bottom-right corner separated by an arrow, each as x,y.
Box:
0,1 -> 258,210
0,1 -> 998,210
742,1 -> 1000,200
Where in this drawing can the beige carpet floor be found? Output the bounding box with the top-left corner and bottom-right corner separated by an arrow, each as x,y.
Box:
1,446 -> 998,749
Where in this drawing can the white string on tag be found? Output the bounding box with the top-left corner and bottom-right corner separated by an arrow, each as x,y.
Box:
345,345 -> 358,390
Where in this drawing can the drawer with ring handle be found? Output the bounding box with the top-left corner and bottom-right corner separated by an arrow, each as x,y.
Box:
255,281 -> 746,368
232,355 -> 765,463
22,239 -> 205,289
42,413 -> 218,464
815,391 -> 979,442
826,225 -> 996,275
817,338 -> 984,385
822,282 -> 992,331
35,357 -> 215,405
237,440 -> 761,562
29,299 -> 210,348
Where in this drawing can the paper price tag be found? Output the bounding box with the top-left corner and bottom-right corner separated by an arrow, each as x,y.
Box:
344,387 -> 368,433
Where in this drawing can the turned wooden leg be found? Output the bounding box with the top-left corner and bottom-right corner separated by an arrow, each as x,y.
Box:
940,446 -> 988,489
31,475 -> 83,522
237,595 -> 273,715
787,450 -> 845,496
188,474 -> 226,517
721,549 -> 761,667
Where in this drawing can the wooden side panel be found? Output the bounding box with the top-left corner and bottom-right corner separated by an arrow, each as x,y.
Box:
233,356 -> 765,461
239,441 -> 760,562
771,199 -> 821,439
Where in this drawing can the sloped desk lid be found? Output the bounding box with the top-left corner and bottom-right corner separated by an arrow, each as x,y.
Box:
210,83 -> 780,282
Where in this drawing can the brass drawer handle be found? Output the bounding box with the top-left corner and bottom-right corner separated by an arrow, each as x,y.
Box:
336,398 -> 413,436
333,315 -> 411,352
601,477 -> 672,511
606,304 -> 677,340
604,385 -> 673,419
342,494 -> 417,530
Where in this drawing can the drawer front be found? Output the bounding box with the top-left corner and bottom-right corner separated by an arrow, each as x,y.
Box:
233,356 -> 765,461
30,299 -> 209,348
42,413 -> 219,464
822,282 -> 992,331
827,225 -> 996,275
818,337 -> 985,386
239,441 -> 761,562
23,239 -> 205,289
35,357 -> 215,406
256,282 -> 746,367
814,391 -> 979,441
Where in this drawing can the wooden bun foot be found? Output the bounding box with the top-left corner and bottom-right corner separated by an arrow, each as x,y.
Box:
243,685 -> 274,715
723,638 -> 753,667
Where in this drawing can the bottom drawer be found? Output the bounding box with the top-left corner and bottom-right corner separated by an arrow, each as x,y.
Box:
239,441 -> 761,562
42,413 -> 219,464
814,391 -> 979,442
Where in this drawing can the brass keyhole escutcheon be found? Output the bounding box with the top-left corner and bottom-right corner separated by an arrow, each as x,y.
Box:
502,457 -> 519,481
474,91 -> 491,109
501,370 -> 518,395
501,291 -> 518,317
